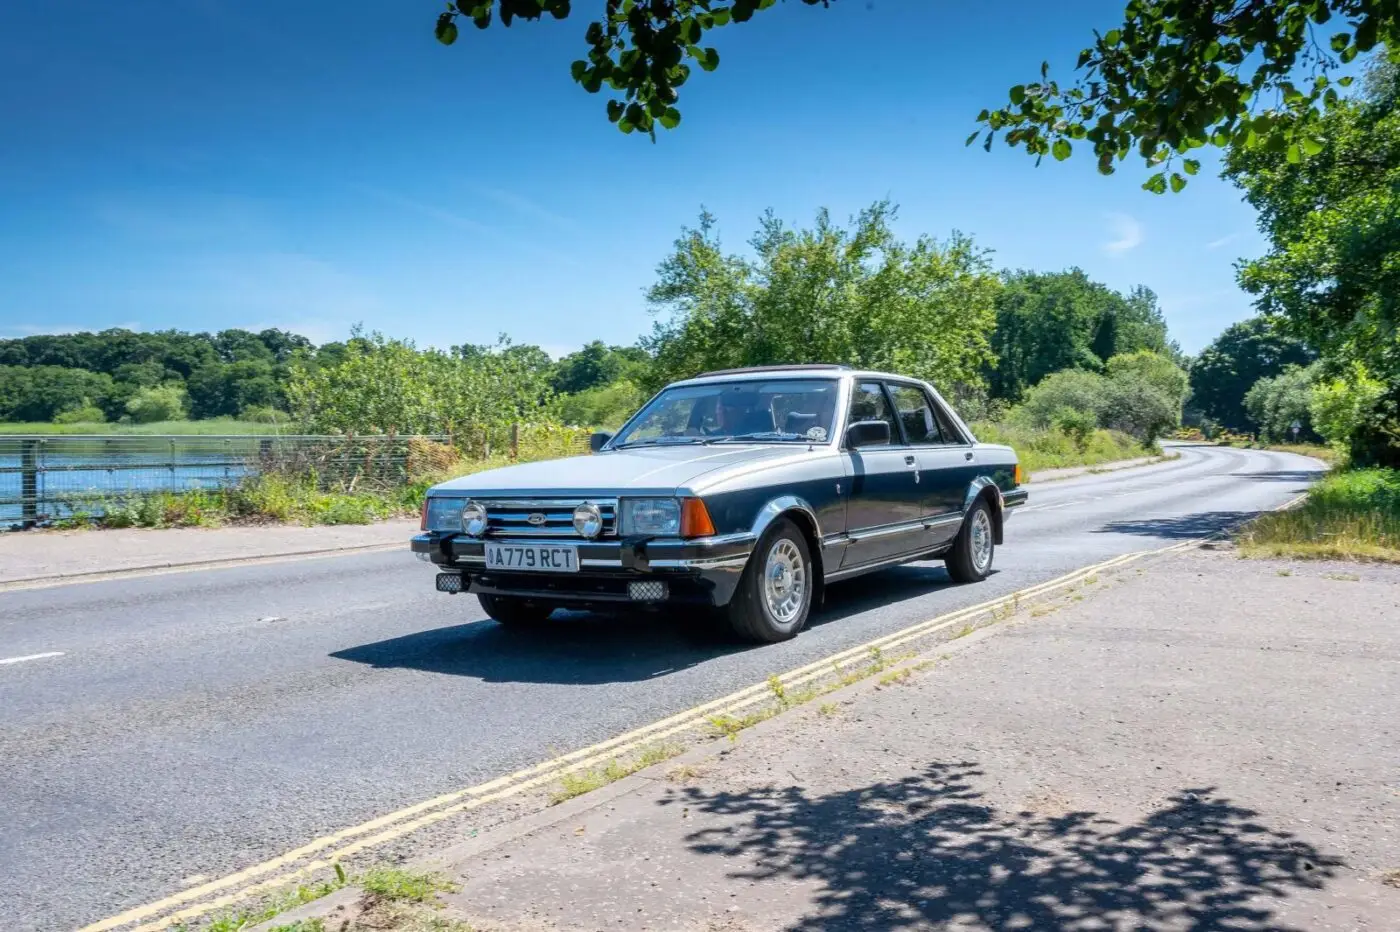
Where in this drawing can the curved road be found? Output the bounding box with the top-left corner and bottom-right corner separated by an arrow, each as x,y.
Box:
0,444 -> 1324,931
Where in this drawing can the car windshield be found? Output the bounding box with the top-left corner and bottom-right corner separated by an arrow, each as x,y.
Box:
613,378 -> 840,447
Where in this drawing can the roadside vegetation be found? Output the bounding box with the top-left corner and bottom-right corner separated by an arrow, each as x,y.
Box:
1241,469 -> 1400,563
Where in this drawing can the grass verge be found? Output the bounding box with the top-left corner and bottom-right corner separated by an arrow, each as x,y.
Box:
971,422 -> 1158,473
549,742 -> 685,805
1239,468 -> 1400,563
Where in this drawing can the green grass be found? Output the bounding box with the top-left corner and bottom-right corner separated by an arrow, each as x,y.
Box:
549,742 -> 684,804
176,874 -> 346,932
359,868 -> 457,904
971,421 -> 1158,474
0,419 -> 278,435
1239,468 -> 1400,563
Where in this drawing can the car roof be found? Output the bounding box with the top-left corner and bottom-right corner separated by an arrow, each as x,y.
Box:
670,365 -> 920,388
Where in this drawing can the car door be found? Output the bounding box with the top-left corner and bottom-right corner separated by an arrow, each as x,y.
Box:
840,381 -> 925,569
887,382 -> 971,548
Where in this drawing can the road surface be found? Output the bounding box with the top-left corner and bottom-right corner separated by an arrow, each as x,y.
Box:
0,444 -> 1323,931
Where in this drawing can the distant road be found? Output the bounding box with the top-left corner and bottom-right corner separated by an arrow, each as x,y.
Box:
0,443 -> 1325,931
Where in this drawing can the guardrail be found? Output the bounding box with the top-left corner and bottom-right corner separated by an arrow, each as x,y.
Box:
0,434 -> 450,529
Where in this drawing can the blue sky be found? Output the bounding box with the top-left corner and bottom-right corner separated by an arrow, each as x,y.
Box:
0,0 -> 1269,357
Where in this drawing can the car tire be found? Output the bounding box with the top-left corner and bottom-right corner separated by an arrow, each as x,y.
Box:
724,517 -> 814,643
945,498 -> 995,584
477,593 -> 555,626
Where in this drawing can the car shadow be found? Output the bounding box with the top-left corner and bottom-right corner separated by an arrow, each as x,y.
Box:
330,562 -> 966,685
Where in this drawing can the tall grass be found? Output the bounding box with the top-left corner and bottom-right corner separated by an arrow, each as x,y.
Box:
0,419 -> 278,435
972,422 -> 1157,474
1240,468 -> 1400,562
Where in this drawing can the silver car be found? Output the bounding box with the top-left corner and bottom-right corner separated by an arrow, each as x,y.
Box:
414,364 -> 1027,642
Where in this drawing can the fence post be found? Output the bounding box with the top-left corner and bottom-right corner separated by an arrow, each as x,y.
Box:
510,423 -> 520,460
20,438 -> 38,529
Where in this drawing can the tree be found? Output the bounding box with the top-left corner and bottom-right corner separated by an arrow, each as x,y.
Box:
1106,350 -> 1188,414
645,202 -> 1000,390
1225,57 -> 1400,463
979,2 -> 1400,193
1189,317 -> 1315,432
0,366 -> 115,422
1245,362 -> 1321,441
1017,370 -> 1112,430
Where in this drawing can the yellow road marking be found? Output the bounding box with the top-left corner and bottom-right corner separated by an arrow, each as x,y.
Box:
85,488 -> 1311,931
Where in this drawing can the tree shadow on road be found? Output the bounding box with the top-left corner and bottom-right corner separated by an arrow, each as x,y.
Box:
329,563 -> 967,685
668,760 -> 1342,931
1093,511 -> 1266,540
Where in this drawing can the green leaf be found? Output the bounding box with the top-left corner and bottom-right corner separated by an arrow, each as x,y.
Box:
1052,138 -> 1071,161
1169,172 -> 1186,193
682,17 -> 702,44
1301,136 -> 1325,156
1009,85 -> 1026,105
1330,32 -> 1350,52
660,107 -> 681,129
1183,158 -> 1200,176
1142,173 -> 1167,194
571,60 -> 588,81
965,130 -> 981,146
1203,41 -> 1220,62
1286,143 -> 1302,164
1104,29 -> 1121,45
1338,75 -> 1354,87
695,47 -> 720,72
434,14 -> 459,45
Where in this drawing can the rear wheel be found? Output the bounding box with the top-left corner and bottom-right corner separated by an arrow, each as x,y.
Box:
477,593 -> 555,626
945,498 -> 995,583
724,518 -> 813,643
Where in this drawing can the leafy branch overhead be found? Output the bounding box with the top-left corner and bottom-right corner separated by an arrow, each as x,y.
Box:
974,0 -> 1400,192
435,0 -> 828,136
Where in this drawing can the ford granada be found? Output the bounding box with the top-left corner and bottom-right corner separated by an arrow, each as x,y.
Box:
413,364 -> 1027,642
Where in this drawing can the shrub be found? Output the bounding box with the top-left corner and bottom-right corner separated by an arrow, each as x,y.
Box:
1052,407 -> 1097,452
125,384 -> 188,423
1244,363 -> 1319,442
1017,370 -> 1109,429
53,404 -> 106,425
240,404 -> 291,425
1106,351 -> 1188,410
1099,376 -> 1178,443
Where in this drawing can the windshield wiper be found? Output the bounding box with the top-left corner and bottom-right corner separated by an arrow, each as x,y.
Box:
705,431 -> 807,444
613,436 -> 706,449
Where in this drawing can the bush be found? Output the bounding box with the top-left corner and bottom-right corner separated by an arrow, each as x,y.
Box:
552,379 -> 647,429
1052,407 -> 1097,452
973,420 -> 1153,473
1099,376 -> 1178,443
1310,363 -> 1389,462
125,384 -> 188,423
1105,351 -> 1188,409
53,404 -> 106,425
240,404 -> 291,425
1017,370 -> 1109,429
1244,363 -> 1319,442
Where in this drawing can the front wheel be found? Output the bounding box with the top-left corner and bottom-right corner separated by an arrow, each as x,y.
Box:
477,593 -> 555,626
945,499 -> 995,583
724,518 -> 814,643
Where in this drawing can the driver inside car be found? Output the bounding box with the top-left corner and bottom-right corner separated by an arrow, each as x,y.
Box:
712,391 -> 775,436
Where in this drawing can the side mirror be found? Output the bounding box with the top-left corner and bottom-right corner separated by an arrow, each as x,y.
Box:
846,420 -> 891,449
590,431 -> 614,453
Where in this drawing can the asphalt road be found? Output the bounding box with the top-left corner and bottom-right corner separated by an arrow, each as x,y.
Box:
0,443 -> 1325,932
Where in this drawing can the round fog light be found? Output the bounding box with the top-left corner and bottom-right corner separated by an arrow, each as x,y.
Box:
573,501 -> 603,538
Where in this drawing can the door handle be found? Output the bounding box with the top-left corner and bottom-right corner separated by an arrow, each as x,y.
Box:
904,455 -> 916,466
964,452 -> 974,461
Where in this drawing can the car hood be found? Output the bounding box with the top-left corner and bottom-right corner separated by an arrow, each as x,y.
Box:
430,443 -> 819,497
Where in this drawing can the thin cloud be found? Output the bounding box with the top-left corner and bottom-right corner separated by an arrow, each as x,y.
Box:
478,188 -> 579,233
1102,213 -> 1144,255
1206,231 -> 1243,249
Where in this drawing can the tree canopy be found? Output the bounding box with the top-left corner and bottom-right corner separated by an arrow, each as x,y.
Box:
1188,316 -> 1315,432
642,201 -> 1001,391
432,1 -> 1398,192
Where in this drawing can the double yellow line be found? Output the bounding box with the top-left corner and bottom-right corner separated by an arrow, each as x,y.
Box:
82,537 -> 1199,932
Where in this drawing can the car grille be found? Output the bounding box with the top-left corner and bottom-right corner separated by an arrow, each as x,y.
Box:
478,498 -> 618,538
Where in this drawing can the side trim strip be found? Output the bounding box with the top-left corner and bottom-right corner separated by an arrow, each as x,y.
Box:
825,548 -> 948,582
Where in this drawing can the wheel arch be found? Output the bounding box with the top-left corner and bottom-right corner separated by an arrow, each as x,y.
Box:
962,476 -> 1006,545
751,495 -> 826,605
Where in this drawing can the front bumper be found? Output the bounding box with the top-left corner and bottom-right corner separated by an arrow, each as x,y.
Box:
410,531 -> 756,608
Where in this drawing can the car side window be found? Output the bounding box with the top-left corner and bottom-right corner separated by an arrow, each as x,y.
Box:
930,398 -> 966,445
888,384 -> 944,445
848,382 -> 901,444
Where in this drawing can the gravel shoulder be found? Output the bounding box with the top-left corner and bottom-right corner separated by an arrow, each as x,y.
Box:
399,547 -> 1400,932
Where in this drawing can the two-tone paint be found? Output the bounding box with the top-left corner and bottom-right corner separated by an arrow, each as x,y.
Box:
413,368 -> 1028,609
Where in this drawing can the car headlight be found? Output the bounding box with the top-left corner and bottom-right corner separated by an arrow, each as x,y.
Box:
461,500 -> 488,537
424,497 -> 465,533
573,501 -> 603,538
621,498 -> 681,536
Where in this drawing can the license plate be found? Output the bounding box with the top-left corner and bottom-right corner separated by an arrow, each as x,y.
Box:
484,542 -> 579,573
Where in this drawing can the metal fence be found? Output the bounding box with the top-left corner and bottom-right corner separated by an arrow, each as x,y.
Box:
0,434 -> 453,529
